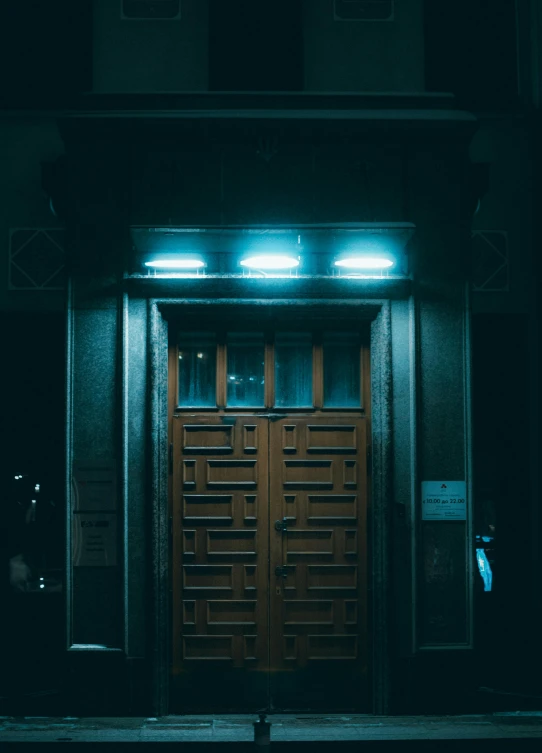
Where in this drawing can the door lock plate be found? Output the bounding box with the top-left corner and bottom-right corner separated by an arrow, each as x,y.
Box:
275,517 -> 288,532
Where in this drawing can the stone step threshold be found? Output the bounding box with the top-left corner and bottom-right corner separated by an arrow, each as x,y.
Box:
1,712 -> 542,746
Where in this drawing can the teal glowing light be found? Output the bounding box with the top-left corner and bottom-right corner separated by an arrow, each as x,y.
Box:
144,255 -> 206,270
334,255 -> 394,270
333,233 -> 398,272
240,254 -> 300,270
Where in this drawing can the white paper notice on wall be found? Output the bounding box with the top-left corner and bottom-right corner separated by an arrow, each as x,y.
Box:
72,461 -> 117,512
421,481 -> 467,520
73,513 -> 117,567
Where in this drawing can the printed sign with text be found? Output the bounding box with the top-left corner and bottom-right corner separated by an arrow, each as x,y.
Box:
73,513 -> 117,566
421,481 -> 467,520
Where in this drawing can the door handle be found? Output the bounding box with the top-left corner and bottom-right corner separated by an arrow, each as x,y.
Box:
275,566 -> 288,578
274,517 -> 288,533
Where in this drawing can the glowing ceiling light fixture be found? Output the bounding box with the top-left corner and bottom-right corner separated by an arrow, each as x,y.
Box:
239,254 -> 300,271
144,254 -> 206,270
334,255 -> 395,270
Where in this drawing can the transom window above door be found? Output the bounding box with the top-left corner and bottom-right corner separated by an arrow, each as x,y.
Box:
176,330 -> 369,411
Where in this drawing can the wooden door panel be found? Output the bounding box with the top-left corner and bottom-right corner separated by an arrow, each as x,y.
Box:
172,413 -> 368,712
171,416 -> 269,711
305,423 -> 359,453
182,424 -> 235,454
269,416 -> 368,710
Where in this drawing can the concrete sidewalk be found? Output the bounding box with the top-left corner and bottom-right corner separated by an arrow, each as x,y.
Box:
1,712 -> 542,744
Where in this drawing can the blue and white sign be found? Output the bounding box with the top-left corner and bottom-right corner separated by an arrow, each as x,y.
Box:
421,481 -> 467,520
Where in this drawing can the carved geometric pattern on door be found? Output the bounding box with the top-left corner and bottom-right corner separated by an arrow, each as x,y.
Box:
270,417 -> 367,672
173,417 -> 268,670
172,414 -> 367,702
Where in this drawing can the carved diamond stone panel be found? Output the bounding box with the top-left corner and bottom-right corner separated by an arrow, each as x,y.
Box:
9,228 -> 66,290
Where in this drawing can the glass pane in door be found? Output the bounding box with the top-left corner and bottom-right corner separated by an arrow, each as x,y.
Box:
178,332 -> 217,407
227,332 -> 265,407
323,332 -> 361,408
275,332 -> 313,407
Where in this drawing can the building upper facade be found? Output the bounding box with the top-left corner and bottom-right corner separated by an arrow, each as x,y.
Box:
0,1 -> 539,315
1,0 -> 536,111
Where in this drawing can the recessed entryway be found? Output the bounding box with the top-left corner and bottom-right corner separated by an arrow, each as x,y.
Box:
168,325 -> 371,712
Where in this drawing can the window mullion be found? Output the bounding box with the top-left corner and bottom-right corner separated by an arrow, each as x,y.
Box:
313,334 -> 323,409
216,334 -> 226,409
265,333 -> 275,409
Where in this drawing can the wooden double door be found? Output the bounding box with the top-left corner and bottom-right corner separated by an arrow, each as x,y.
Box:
171,414 -> 368,712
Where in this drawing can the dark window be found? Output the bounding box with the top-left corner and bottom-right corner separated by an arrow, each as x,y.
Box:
275,332 -> 313,408
121,0 -> 181,20
424,0 -> 518,111
0,1 -> 93,109
226,332 -> 265,408
178,332 -> 218,408
472,314 -> 532,691
323,332 -> 361,408
334,1 -> 394,22
208,0 -> 303,91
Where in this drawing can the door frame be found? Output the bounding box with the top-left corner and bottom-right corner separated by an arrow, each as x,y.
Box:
149,297 -> 393,715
